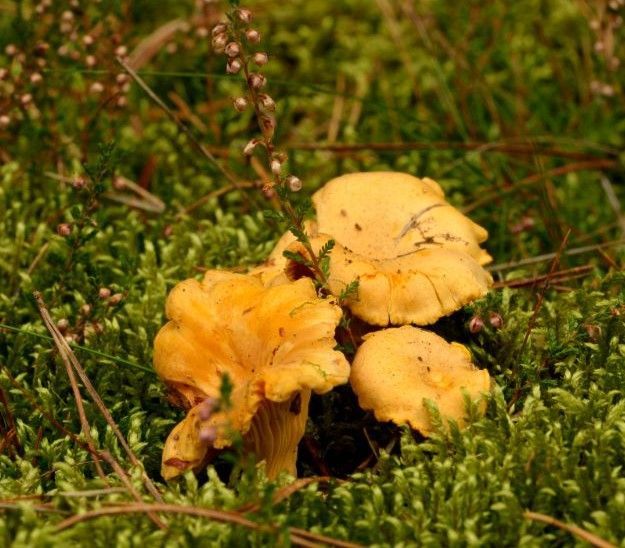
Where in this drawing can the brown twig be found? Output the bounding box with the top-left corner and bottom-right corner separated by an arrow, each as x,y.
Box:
33,292 -> 163,504
493,265 -> 594,289
287,141 -> 617,162
0,386 -> 20,457
54,502 -> 364,548
487,238 -> 625,272
34,293 -> 107,481
463,159 -> 617,213
523,510 -> 615,548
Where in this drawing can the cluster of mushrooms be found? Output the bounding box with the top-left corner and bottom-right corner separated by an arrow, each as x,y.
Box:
154,172 -> 494,480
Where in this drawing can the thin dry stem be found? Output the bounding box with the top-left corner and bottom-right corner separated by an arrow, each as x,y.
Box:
33,292 -> 163,503
524,510 -> 615,548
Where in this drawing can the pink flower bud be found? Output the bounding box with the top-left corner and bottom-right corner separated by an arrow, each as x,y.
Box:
89,82 -> 104,94
225,42 -> 240,58
108,293 -> 123,306
226,58 -> 242,74
115,45 -> 128,57
116,73 -> 128,85
30,72 -> 43,84
61,10 -> 74,22
212,33 -> 228,52
247,73 -> 266,90
57,223 -> 72,237
0,115 -> 10,129
260,114 -> 276,139
85,55 -> 97,67
233,97 -> 248,111
199,397 -> 217,420
488,312 -> 503,329
257,93 -> 275,111
286,175 -> 302,192
469,316 -> 484,334
80,304 -> 91,316
0,68 -> 7,80
211,23 -> 227,37
83,35 -> 94,46
196,26 -> 209,38
245,29 -> 261,44
243,138 -> 260,156
236,9 -> 253,24
271,159 -> 282,175
199,425 -> 217,443
5,44 -> 17,56
72,176 -> 86,189
99,287 -> 111,299
57,318 -> 69,333
252,52 -> 268,66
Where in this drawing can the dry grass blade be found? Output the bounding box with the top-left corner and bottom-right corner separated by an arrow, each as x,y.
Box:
34,292 -> 107,481
488,238 -> 625,272
493,265 -> 594,289
33,292 -> 163,504
463,159 -> 617,213
600,175 -> 625,237
287,141 -> 614,161
116,57 -> 255,207
54,502 -> 363,547
524,511 -> 616,548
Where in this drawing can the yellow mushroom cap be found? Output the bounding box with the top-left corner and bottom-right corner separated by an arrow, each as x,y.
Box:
350,326 -> 491,435
313,171 -> 492,266
285,235 -> 492,326
154,271 -> 350,479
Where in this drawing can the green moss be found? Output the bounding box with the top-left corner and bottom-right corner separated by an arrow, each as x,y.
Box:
1,0 -> 625,545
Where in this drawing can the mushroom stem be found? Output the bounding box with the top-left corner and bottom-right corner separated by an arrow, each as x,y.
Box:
244,390 -> 311,479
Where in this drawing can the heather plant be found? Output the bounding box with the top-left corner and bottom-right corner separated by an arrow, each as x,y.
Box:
1,0 -> 625,546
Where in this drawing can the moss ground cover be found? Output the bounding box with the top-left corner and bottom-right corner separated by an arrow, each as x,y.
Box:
1,0 -> 625,545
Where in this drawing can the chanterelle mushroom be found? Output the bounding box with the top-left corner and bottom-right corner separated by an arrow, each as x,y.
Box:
154,271 -> 350,480
312,172 -> 492,266
350,326 -> 491,435
284,234 -> 492,326
260,172 -> 493,325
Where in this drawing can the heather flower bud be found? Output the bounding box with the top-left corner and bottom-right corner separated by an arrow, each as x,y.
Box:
233,96 -> 248,111
30,72 -> 43,84
243,138 -> 260,155
0,115 -> 10,128
80,304 -> 91,316
211,23 -> 227,37
225,42 -> 240,58
199,425 -> 217,443
5,44 -> 17,56
99,287 -> 111,299
252,52 -> 268,66
109,293 -> 123,306
196,27 -> 209,38
0,68 -> 7,80
236,8 -> 253,24
115,45 -> 128,57
72,176 -> 86,189
212,33 -> 228,52
247,72 -> 266,89
20,94 -> 33,106
89,82 -> 104,94
85,55 -> 97,67
116,73 -> 128,85
245,29 -> 261,43
286,175 -> 302,192
226,58 -> 243,74
83,35 -> 94,46
57,223 -> 72,237
260,114 -> 276,139
57,318 -> 69,332
488,312 -> 503,329
469,316 -> 484,334
257,93 -> 275,111
271,158 -> 282,175
61,10 -> 74,22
